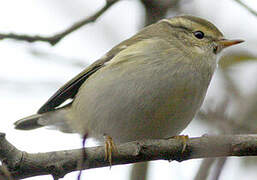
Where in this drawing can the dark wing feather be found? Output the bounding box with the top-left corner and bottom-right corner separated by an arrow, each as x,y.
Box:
37,28 -> 147,114
37,63 -> 102,113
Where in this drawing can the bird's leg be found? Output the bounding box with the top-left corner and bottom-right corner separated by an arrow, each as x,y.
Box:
104,135 -> 117,167
166,135 -> 189,153
174,135 -> 189,153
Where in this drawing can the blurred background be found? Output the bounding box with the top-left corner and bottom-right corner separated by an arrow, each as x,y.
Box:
0,0 -> 256,179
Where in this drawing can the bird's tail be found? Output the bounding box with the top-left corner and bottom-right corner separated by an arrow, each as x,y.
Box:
14,107 -> 74,133
14,114 -> 43,130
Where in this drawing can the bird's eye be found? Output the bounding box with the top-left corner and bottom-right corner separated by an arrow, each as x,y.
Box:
194,31 -> 204,39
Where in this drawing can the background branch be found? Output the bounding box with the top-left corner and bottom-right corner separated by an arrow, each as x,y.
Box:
194,158 -> 216,180
211,158 -> 227,180
234,0 -> 257,17
0,0 -> 119,45
0,133 -> 257,179
129,162 -> 149,180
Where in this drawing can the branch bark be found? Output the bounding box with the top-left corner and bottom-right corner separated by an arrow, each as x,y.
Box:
0,0 -> 119,45
0,133 -> 257,179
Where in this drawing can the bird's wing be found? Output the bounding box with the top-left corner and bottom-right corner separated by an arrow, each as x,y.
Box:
37,21 -> 162,114
37,42 -> 131,114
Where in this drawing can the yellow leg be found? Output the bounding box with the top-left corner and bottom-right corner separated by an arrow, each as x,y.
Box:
104,135 -> 117,167
171,135 -> 189,153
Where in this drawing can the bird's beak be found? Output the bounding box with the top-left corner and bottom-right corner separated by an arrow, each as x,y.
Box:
218,39 -> 244,48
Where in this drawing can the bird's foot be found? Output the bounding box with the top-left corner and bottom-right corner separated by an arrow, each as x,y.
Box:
104,135 -> 117,167
167,135 -> 189,153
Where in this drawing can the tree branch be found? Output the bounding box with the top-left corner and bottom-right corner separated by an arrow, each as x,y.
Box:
0,0 -> 119,45
0,133 -> 257,179
234,0 -> 257,17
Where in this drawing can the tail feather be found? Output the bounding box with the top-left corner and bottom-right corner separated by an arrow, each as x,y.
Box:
14,114 -> 43,130
14,106 -> 74,133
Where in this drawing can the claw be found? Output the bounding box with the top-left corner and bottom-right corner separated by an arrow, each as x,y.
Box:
104,135 -> 117,167
172,135 -> 189,153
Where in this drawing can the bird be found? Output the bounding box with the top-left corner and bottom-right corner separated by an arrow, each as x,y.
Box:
14,15 -> 243,156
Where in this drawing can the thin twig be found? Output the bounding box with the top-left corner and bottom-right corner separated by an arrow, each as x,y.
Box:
0,0 -> 119,45
234,0 -> 257,17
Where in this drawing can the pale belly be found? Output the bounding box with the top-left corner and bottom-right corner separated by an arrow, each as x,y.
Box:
71,60 -> 212,143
